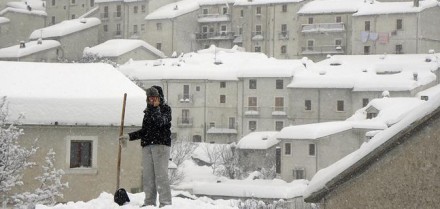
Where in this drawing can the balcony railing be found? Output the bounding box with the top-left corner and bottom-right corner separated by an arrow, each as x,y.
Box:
197,14 -> 231,23
178,94 -> 194,103
252,31 -> 264,41
195,32 -> 235,40
272,106 -> 287,117
301,45 -> 345,55
301,23 -> 345,33
278,31 -> 289,40
244,106 -> 260,116
177,117 -> 193,127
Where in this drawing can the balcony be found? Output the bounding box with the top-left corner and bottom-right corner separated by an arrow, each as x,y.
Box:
272,106 -> 287,117
278,31 -> 289,40
252,31 -> 264,41
178,94 -> 194,103
301,23 -> 345,33
244,106 -> 260,117
207,127 -> 237,134
177,117 -> 193,127
301,45 -> 345,55
195,32 -> 235,40
198,14 -> 231,23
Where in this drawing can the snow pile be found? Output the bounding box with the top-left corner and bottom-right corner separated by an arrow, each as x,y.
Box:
145,0 -> 200,20
234,0 -> 304,6
0,61 -> 146,126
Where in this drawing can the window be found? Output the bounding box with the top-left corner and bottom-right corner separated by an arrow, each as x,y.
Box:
116,24 -> 121,35
90,0 -> 95,7
362,98 -> 369,107
141,5 -> 146,13
275,97 -> 284,111
51,16 -> 56,25
71,0 -> 76,4
248,97 -> 257,111
309,144 -> 316,156
335,39 -> 342,47
156,43 -> 162,50
256,7 -> 261,15
196,86 -> 200,91
307,40 -> 314,51
156,23 -> 162,31
134,6 -> 138,13
133,25 -> 138,34
240,9 -> 244,17
336,16 -> 342,23
239,27 -> 243,35
281,45 -> 287,54
308,17 -> 313,24
337,100 -> 345,111
66,136 -> 97,173
255,46 -> 261,52
365,21 -> 370,31
70,140 -> 92,168
229,117 -> 236,129
396,44 -> 403,54
220,25 -> 227,35
276,79 -> 283,89
103,24 -> 108,32
182,109 -> 190,124
203,8 -> 208,14
116,5 -> 121,17
222,7 -> 228,14
275,121 -> 284,131
282,4 -> 287,12
71,14 -> 76,19
249,79 -> 257,89
103,6 -> 108,18
193,135 -> 202,142
220,95 -> 226,103
52,0 -> 55,6
249,121 -> 257,131
220,82 -> 226,88
364,46 -> 370,55
141,24 -> 145,31
293,168 -> 305,179
209,122 -> 215,128
396,19 -> 403,30
284,143 -> 291,155
255,25 -> 262,35
183,85 -> 190,100
305,100 -> 311,111
367,112 -> 377,119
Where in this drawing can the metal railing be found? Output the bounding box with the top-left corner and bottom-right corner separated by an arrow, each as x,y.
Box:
301,45 -> 345,55
301,22 -> 345,33
197,13 -> 231,22
195,32 -> 235,40
278,31 -> 289,40
178,94 -> 194,103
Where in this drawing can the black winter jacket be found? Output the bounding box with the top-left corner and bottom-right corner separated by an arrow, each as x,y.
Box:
128,87 -> 172,147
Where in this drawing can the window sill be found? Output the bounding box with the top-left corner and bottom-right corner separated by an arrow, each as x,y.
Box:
65,167 -> 98,175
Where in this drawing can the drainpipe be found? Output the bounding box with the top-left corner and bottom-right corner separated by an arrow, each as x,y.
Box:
204,80 -> 207,142
318,89 -> 321,123
272,4 -> 276,57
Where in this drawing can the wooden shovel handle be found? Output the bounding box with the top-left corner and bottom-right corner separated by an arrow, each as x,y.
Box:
116,93 -> 127,190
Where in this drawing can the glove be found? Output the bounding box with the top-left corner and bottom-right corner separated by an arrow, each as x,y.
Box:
119,133 -> 129,148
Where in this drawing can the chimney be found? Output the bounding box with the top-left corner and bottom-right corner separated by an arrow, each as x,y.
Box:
37,38 -> 42,44
19,41 -> 25,48
413,72 -> 418,81
414,0 -> 419,7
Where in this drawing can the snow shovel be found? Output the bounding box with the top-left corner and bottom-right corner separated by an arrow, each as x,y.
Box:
115,93 -> 130,205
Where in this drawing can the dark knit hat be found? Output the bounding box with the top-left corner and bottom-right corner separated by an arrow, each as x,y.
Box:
146,87 -> 159,97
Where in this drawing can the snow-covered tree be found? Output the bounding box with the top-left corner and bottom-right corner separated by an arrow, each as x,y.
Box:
13,149 -> 68,208
0,97 -> 68,208
0,97 -> 38,207
169,138 -> 197,185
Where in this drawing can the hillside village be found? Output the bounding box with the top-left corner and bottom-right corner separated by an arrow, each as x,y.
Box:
0,0 -> 440,209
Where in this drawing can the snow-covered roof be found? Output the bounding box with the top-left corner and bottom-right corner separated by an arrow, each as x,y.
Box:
298,0 -> 363,14
83,39 -> 165,59
198,0 -> 235,6
277,96 -> 425,140
277,121 -> 353,140
236,131 -> 279,150
119,46 -> 305,81
193,179 -> 308,199
304,84 -> 440,201
0,40 -> 60,58
145,0 -> 199,20
95,0 -> 145,2
29,18 -> 101,40
234,0 -> 304,6
0,17 -> 10,24
0,6 -> 47,16
0,61 -> 146,126
353,0 -> 440,16
288,54 -> 438,91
